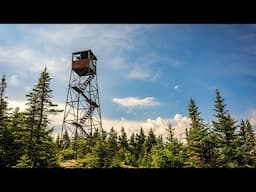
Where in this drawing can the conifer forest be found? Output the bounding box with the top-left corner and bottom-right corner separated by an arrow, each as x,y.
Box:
0,68 -> 255,168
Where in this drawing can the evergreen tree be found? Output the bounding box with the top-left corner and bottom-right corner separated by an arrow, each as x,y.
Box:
238,120 -> 256,167
118,127 -> 129,150
14,154 -> 33,168
23,68 -> 59,168
115,127 -> 129,166
245,120 -> 256,166
81,134 -> 110,168
107,127 -> 118,166
7,108 -> 28,167
62,130 -> 70,149
135,127 -> 146,165
140,128 -> 157,167
128,133 -> 137,166
151,140 -> 186,168
156,135 -> 163,145
0,75 -> 13,167
166,123 -> 175,143
245,120 -> 255,149
212,89 -> 237,167
186,98 -> 208,167
135,127 -> 145,153
144,128 -> 157,153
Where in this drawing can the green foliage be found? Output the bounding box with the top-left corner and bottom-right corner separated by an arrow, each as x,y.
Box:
212,89 -> 238,167
14,154 -> 33,168
1,70 -> 255,169
118,127 -> 129,150
186,98 -> 209,167
236,120 -> 256,167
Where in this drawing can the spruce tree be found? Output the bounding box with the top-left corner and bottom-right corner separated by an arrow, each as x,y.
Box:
141,128 -> 157,167
118,127 -> 129,150
186,98 -> 208,167
128,133 -> 137,166
212,89 -> 237,167
23,67 -> 59,168
7,108 -> 28,167
238,120 -> 256,167
107,127 -> 118,166
0,75 -> 13,167
144,128 -> 157,153
166,123 -> 175,143
135,127 -> 145,165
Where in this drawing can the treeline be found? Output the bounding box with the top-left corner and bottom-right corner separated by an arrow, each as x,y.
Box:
0,68 -> 255,168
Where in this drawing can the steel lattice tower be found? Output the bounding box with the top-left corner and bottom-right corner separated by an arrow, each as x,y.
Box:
61,50 -> 102,149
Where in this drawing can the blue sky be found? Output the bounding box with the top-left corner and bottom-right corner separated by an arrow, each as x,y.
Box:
1,24 -> 256,137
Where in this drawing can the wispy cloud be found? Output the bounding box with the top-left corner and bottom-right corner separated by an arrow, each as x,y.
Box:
0,46 -> 69,76
8,74 -> 20,87
174,85 -> 180,90
127,65 -> 151,80
112,97 -> 160,107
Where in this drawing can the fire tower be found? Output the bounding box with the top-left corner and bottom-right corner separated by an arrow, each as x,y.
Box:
61,50 -> 102,149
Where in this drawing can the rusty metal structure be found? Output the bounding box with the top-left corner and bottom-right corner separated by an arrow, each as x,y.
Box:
60,50 -> 102,149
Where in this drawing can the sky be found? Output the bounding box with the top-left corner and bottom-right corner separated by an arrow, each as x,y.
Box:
1,24 -> 256,140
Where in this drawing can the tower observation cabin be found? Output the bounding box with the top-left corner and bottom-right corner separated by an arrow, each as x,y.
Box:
72,50 -> 97,76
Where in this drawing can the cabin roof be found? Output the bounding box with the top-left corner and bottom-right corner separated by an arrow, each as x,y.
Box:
72,50 -> 97,60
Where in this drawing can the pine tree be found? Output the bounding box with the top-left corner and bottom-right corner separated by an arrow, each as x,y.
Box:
6,108 -> 28,167
107,127 -> 118,166
151,139 -> 186,168
62,130 -> 70,149
238,120 -> 256,167
135,127 -> 145,152
118,127 -> 129,150
83,134 -> 110,168
212,89 -> 237,167
135,127 -> 145,165
245,120 -> 255,149
144,128 -> 157,153
140,128 -> 157,168
186,98 -> 208,167
23,68 -> 59,168
116,127 -> 129,166
0,75 -> 14,167
14,154 -> 33,168
166,123 -> 175,143
128,133 -> 137,166
245,120 -> 256,167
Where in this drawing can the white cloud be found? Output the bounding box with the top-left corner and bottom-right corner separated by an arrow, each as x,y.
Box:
112,97 -> 160,107
7,99 -> 65,124
127,65 -> 151,80
28,24 -> 141,54
7,99 -> 190,142
8,75 -> 20,87
174,85 -> 179,90
45,114 -> 190,143
0,46 -> 69,77
109,57 -> 128,71
151,72 -> 160,81
102,114 -> 190,143
249,110 -> 256,127
7,99 -> 27,111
